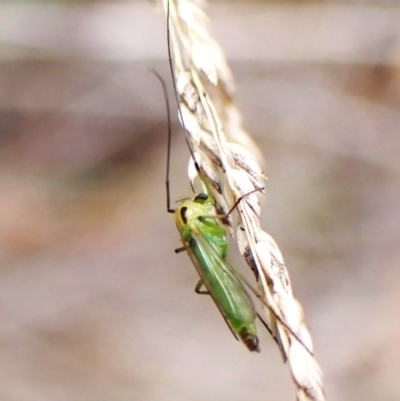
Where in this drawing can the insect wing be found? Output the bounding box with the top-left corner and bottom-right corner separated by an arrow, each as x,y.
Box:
187,229 -> 257,334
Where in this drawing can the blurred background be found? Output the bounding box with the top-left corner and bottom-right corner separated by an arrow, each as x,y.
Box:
0,1 -> 399,400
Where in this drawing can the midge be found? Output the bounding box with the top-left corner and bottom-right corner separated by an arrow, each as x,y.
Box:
153,0 -> 313,359
153,71 -> 263,352
173,174 -> 263,352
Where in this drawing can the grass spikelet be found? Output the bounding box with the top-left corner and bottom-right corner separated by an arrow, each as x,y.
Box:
159,1 -> 326,399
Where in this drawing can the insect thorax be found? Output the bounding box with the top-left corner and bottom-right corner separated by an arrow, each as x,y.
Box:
175,199 -> 227,257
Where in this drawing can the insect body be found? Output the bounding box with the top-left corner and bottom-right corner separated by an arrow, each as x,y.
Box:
175,191 -> 260,352
152,52 -> 260,352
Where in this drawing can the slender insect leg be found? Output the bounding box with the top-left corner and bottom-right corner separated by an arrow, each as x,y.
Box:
195,187 -> 265,223
175,246 -> 186,254
225,187 -> 265,217
195,279 -> 209,295
151,70 -> 176,214
194,279 -> 240,342
256,312 -> 274,338
257,313 -> 287,362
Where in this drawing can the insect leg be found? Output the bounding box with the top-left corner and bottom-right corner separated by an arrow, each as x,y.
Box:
151,70 -> 175,214
194,279 -> 209,295
225,187 -> 265,217
257,313 -> 287,362
194,278 -> 239,342
175,246 -> 186,254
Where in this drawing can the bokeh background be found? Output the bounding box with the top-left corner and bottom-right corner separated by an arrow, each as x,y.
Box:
1,1 -> 400,400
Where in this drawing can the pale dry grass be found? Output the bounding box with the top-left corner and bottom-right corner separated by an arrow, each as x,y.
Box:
158,0 -> 325,400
